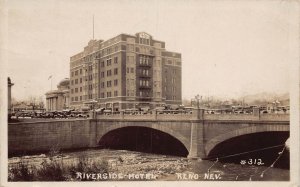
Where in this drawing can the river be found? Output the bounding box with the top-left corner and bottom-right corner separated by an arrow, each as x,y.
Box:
8,148 -> 289,181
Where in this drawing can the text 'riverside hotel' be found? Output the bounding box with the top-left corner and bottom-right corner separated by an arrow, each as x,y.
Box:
70,32 -> 182,111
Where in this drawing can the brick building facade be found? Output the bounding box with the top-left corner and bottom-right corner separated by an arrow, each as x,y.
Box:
69,32 -> 181,111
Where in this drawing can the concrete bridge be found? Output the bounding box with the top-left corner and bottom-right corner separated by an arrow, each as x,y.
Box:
8,109 -> 289,158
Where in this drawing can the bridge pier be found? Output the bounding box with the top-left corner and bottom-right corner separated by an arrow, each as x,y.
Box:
187,121 -> 206,159
188,109 -> 206,159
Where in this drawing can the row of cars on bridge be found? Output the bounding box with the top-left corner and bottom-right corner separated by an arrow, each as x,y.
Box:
205,105 -> 289,114
11,104 -> 289,120
95,105 -> 195,115
11,109 -> 90,119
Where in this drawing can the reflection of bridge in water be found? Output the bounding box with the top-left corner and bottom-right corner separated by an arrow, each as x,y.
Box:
8,109 -> 289,159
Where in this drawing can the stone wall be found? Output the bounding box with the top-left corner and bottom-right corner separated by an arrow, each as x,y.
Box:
8,119 -> 94,155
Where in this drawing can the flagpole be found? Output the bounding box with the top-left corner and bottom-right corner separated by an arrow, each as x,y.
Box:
93,14 -> 94,40
48,75 -> 53,91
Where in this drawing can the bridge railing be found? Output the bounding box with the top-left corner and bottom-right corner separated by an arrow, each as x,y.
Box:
204,113 -> 259,121
259,113 -> 289,121
95,110 -> 198,120
94,109 -> 289,121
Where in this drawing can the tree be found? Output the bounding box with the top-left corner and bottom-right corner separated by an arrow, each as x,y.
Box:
28,96 -> 37,111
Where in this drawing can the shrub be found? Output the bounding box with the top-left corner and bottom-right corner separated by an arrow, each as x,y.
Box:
36,160 -> 66,181
68,156 -> 109,181
8,153 -> 110,181
8,162 -> 35,181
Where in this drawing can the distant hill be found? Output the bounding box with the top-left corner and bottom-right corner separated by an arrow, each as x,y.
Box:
239,92 -> 289,105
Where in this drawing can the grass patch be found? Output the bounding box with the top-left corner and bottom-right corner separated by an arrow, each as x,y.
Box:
8,152 -> 109,181
8,161 -> 35,181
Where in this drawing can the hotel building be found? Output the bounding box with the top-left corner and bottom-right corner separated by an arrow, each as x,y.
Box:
69,32 -> 182,111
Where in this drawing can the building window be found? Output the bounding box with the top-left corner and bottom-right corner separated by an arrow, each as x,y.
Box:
114,79 -> 118,86
101,61 -> 105,67
172,78 -> 175,83
107,81 -> 112,87
107,70 -> 112,76
71,80 -> 74,85
131,68 -> 134,73
107,92 -> 111,97
101,92 -> 105,98
142,69 -> 149,76
114,57 -> 118,64
139,56 -> 143,64
101,82 -> 105,88
71,72 -> 74,77
114,91 -> 118,96
75,70 -> 78,76
106,59 -> 112,66
80,96 -> 82,101
80,78 -> 82,83
75,79 -> 78,84
80,69 -> 82,74
114,68 -> 118,75
80,87 -> 82,92
101,71 -> 105,78
139,80 -> 149,87
127,68 -> 129,73
75,96 -> 78,101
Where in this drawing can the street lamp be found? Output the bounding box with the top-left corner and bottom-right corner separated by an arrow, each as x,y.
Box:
195,94 -> 201,109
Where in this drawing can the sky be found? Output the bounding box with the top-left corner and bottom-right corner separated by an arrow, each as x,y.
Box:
1,0 -> 299,101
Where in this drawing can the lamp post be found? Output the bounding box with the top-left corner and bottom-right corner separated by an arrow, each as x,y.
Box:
195,94 -> 201,109
90,99 -> 98,119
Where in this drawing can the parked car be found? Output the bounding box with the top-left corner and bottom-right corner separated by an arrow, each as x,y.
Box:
124,108 -> 140,115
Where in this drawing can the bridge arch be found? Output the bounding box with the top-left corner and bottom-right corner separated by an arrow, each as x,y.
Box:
205,124 -> 289,156
96,123 -> 190,155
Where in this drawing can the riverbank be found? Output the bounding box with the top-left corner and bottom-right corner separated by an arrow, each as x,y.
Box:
8,149 -> 289,181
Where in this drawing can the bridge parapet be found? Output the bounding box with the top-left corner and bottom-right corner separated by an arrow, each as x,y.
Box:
204,114 -> 259,121
95,109 -> 289,122
260,113 -> 289,121
96,111 -> 198,121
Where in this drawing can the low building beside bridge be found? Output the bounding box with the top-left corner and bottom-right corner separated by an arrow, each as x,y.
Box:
45,78 -> 70,111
